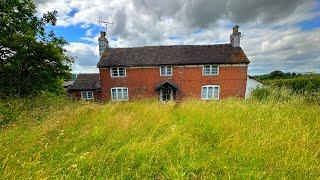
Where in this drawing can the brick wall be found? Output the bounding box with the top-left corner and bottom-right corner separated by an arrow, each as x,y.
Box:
71,90 -> 101,100
99,65 -> 248,101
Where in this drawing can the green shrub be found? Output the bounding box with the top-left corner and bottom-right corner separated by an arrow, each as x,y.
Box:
265,75 -> 320,93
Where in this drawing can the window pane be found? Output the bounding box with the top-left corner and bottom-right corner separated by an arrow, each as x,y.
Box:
214,87 -> 219,99
204,66 -> 210,75
87,92 -> 93,99
211,66 -> 218,75
166,66 -> 172,75
208,87 -> 213,99
202,87 -> 208,99
118,68 -> 125,76
112,68 -> 118,77
117,89 -> 123,99
81,92 -> 87,99
112,89 -> 117,100
160,66 -> 166,76
123,89 -> 128,100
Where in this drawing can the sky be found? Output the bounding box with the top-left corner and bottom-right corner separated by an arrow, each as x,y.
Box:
35,0 -> 320,75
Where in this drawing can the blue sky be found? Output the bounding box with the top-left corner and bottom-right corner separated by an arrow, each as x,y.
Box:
36,0 -> 320,75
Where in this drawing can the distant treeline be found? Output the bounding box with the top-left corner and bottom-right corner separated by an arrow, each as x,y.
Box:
254,70 -> 310,80
254,71 -> 320,93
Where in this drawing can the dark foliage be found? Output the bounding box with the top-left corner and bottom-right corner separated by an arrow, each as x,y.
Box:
0,0 -> 74,97
254,70 -> 303,80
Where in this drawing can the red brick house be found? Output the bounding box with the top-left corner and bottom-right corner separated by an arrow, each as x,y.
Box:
95,26 -> 250,102
69,74 -> 101,100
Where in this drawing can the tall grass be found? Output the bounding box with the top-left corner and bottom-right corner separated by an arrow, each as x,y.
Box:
0,93 -> 74,126
264,75 -> 320,93
252,86 -> 320,104
0,95 -> 319,178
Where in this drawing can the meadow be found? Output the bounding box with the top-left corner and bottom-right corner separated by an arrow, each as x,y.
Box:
0,91 -> 319,179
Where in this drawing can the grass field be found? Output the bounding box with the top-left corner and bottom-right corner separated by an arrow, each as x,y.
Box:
0,95 -> 319,179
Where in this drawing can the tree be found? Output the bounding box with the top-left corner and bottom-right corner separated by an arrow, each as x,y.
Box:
269,70 -> 285,79
0,0 -> 74,97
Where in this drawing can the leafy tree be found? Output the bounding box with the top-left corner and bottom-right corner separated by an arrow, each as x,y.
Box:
269,70 -> 285,79
0,0 -> 74,97
255,70 -> 304,80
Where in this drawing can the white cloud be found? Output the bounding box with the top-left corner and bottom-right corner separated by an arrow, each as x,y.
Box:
35,0 -> 320,74
65,43 -> 99,73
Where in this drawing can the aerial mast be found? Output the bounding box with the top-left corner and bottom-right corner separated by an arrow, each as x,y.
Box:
98,18 -> 113,57
98,18 -> 113,34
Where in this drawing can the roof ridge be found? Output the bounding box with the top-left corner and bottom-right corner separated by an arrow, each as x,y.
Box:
78,73 -> 100,75
110,44 -> 231,49
98,43 -> 249,68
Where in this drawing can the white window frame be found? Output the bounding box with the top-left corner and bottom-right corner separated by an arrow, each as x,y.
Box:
111,87 -> 129,101
202,65 -> 219,76
160,66 -> 173,76
81,91 -> 94,100
159,89 -> 174,102
201,85 -> 220,100
110,67 -> 126,78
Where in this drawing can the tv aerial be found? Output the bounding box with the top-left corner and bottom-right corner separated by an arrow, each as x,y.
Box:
98,18 -> 114,34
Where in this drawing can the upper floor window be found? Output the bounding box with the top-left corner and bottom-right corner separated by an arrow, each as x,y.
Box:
111,67 -> 126,77
203,65 -> 219,76
201,85 -> 220,100
160,66 -> 172,76
81,91 -> 94,100
111,87 -> 129,101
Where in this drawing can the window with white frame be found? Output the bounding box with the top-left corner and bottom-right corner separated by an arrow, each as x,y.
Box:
111,87 -> 129,101
201,85 -> 220,100
203,65 -> 219,75
111,67 -> 126,77
160,66 -> 172,76
81,91 -> 94,100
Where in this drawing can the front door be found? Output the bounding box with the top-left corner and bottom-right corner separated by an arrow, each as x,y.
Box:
160,89 -> 173,102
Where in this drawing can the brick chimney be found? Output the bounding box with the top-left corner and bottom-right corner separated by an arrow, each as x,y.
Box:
98,31 -> 108,57
230,25 -> 241,47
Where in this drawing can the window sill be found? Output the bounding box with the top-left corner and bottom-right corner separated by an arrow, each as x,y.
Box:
111,76 -> 127,78
202,74 -> 219,76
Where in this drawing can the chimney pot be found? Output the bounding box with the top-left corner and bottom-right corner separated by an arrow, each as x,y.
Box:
233,25 -> 239,33
100,31 -> 106,38
230,25 -> 241,47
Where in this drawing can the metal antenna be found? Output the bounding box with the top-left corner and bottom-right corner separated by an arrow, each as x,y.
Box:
98,18 -> 114,34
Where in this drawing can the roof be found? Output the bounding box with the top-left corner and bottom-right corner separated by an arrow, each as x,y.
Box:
156,81 -> 179,91
69,74 -> 101,91
97,44 -> 250,68
247,75 -> 265,84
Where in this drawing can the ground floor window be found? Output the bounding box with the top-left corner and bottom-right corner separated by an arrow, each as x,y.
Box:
201,85 -> 220,100
81,91 -> 94,100
111,87 -> 129,101
159,89 -> 174,101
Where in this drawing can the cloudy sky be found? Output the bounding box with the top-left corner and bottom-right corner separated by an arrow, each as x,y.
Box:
35,0 -> 320,75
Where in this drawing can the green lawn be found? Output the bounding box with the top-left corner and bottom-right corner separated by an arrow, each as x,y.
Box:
0,96 -> 319,179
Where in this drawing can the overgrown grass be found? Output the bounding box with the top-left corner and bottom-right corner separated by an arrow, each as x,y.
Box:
252,86 -> 320,104
0,95 -> 319,178
0,93 -> 74,126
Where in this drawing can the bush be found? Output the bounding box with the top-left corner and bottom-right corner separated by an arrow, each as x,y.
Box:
265,75 -> 320,93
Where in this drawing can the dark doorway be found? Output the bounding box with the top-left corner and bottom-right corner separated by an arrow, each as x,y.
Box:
156,81 -> 178,102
